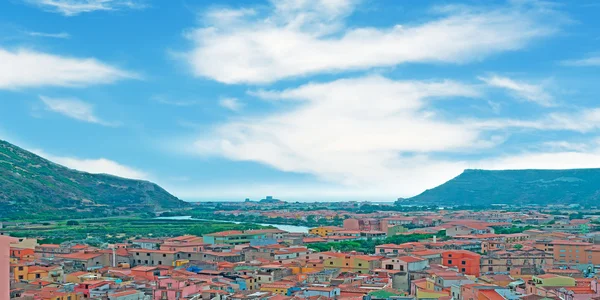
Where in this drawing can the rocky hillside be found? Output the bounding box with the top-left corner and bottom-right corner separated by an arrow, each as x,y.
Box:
407,169 -> 600,206
0,140 -> 189,220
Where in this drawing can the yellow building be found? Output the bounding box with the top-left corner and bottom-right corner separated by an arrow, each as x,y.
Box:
14,265 -> 49,282
260,283 -> 295,295
308,226 -> 343,237
531,274 -> 575,287
11,238 -> 38,249
323,253 -> 382,274
416,289 -> 449,300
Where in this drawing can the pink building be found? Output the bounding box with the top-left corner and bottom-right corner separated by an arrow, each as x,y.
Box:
1,235 -> 17,300
153,277 -> 203,300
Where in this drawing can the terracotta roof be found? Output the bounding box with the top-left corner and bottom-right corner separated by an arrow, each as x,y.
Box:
61,252 -> 103,260
109,289 -> 139,297
396,256 -> 425,263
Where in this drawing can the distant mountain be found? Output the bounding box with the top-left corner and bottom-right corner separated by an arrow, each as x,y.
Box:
407,169 -> 600,206
0,140 -> 189,220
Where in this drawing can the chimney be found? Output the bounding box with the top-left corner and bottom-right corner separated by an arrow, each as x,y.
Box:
433,235 -> 437,243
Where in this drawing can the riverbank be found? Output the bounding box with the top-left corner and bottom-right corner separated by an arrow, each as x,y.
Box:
156,216 -> 310,233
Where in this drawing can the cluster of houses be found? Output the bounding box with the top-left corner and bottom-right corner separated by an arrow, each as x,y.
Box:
5,209 -> 600,300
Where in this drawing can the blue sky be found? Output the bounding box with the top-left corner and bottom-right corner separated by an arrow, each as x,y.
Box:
1,0 -> 600,202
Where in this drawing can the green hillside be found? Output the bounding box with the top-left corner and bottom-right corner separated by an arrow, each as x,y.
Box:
408,169 -> 600,206
0,140 -> 189,220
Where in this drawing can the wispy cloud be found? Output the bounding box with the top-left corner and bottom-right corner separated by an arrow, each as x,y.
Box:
219,97 -> 243,111
39,95 -> 119,127
32,149 -> 148,180
0,48 -> 138,89
479,75 -> 554,107
25,0 -> 147,16
151,95 -> 199,107
561,54 -> 600,66
26,31 -> 71,39
184,1 -> 560,84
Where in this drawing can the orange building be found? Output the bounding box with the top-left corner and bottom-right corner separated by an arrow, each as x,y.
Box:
10,247 -> 35,262
550,240 -> 593,266
442,250 -> 481,276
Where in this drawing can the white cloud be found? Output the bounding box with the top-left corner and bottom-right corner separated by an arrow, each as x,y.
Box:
470,108 -> 600,133
31,149 -> 148,180
151,95 -> 199,107
479,75 -> 554,107
561,55 -> 600,67
25,0 -> 146,16
26,31 -> 71,39
40,95 -> 118,126
186,74 -> 600,198
184,0 -> 558,84
219,97 -> 243,111
0,48 -> 137,89
192,75 -> 484,194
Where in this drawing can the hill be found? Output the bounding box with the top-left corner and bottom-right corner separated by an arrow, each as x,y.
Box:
0,140 -> 189,220
407,169 -> 600,206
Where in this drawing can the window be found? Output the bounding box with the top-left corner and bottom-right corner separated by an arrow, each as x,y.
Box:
18,266 -> 23,271
188,254 -> 191,258
138,260 -> 141,263
147,253 -> 151,256
330,262 -> 333,265
447,260 -> 452,264
488,267 -> 493,271
158,261 -> 162,265
168,283 -> 172,288
18,275 -> 23,280
163,254 -> 167,257
448,254 -> 452,257
461,268 -> 466,272
400,265 -> 404,271
36,274 -> 41,278
145,260 -> 149,264
488,260 -> 492,264
461,261 -> 466,265
136,252 -> 140,256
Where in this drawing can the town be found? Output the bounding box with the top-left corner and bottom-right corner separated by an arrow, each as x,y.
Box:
3,203 -> 600,300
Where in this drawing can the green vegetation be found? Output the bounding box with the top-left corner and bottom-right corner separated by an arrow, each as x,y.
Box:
309,233 -> 439,253
0,140 -> 189,220
409,169 -> 600,206
491,225 -> 534,234
513,244 -> 523,250
1,218 -> 270,245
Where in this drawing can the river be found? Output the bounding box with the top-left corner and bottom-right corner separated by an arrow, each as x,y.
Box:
156,216 -> 309,233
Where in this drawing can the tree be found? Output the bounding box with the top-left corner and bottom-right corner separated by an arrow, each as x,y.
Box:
513,244 -> 523,250
66,220 -> 79,226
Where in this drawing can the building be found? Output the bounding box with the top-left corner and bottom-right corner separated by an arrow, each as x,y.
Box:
131,249 -> 181,266
446,224 -> 495,237
61,251 -> 110,271
323,252 -> 383,273
308,226 -> 344,237
442,250 -> 481,276
550,240 -> 593,266
203,231 -> 268,245
481,248 -> 552,275
381,256 -> 429,272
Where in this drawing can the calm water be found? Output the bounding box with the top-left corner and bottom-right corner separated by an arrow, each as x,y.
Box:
156,216 -> 309,233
